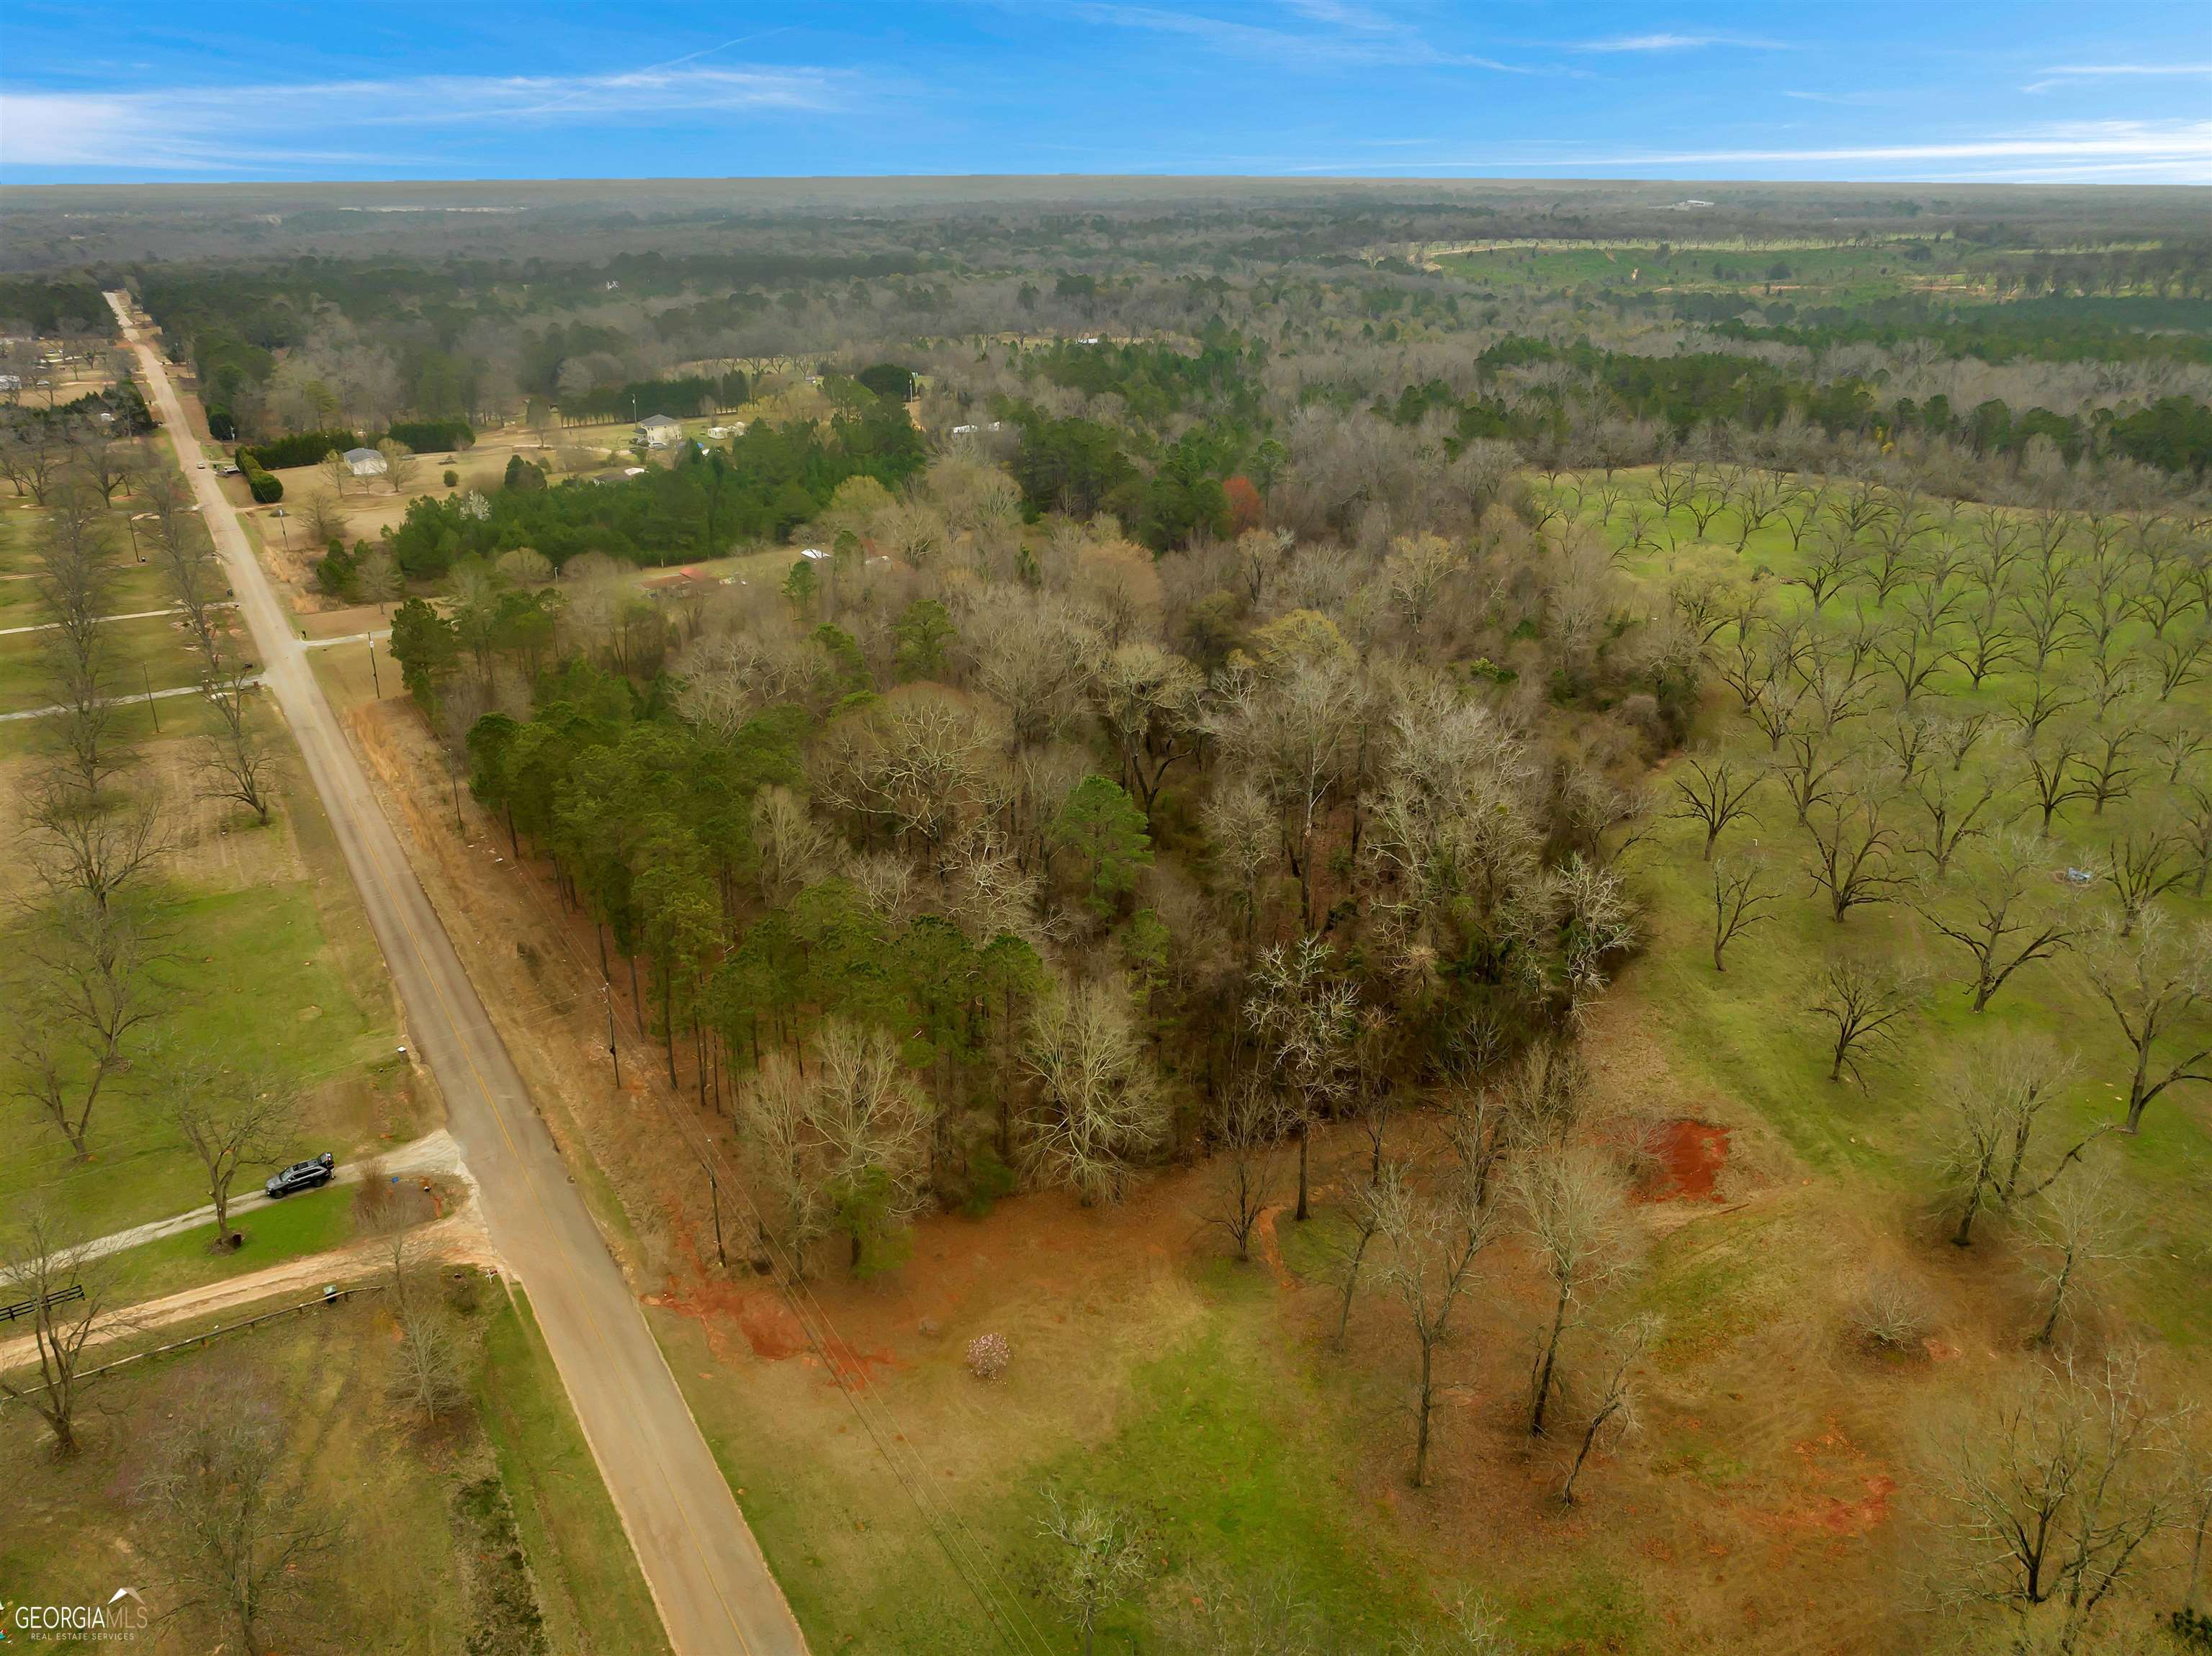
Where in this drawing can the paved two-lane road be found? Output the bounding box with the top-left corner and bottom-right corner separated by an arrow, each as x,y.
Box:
105,292 -> 807,1656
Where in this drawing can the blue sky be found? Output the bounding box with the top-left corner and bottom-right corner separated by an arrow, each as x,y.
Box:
1,1 -> 2207,185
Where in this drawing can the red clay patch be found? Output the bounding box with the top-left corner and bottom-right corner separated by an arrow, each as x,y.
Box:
652,1277 -> 894,1382
1253,1205 -> 1298,1290
1743,1420 -> 1898,1540
1638,1120 -> 1731,1202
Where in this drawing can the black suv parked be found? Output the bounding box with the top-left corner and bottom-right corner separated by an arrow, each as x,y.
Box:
264,1152 -> 336,1199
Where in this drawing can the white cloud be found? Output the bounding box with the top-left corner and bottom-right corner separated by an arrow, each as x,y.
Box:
1064,2 -> 1543,73
1575,31 -> 1786,53
0,63 -> 844,172
2024,61 -> 2212,94
1279,120 -> 2212,184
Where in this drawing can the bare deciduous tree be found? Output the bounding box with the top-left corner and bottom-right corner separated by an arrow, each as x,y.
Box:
1330,1161 -> 1397,1349
1936,1031 -> 2100,1248
1671,750 -> 1763,860
2098,828 -> 2186,935
2026,1169 -> 2131,1348
747,783 -> 835,908
1808,956 -> 1921,1085
1246,937 -> 1359,1220
1903,763 -> 2010,879
1209,656 -> 1362,933
1206,1077 -> 1282,1264
734,1052 -> 830,1276
201,673 -> 279,827
20,779 -> 168,912
382,1230 -> 472,1426
1202,770 -> 1277,953
1022,976 -> 1167,1204
1804,788 -> 1907,922
2017,725 -> 2098,834
1375,1150 -> 1498,1486
138,1376 -> 343,1651
1708,853 -> 1779,973
1560,1314 -> 1659,1507
1937,1349 -> 2182,1650
1166,1563 -> 1323,1656
6,894 -> 164,1156
0,1214 -> 118,1456
1511,1143 -> 1632,1437
1035,1488 -> 1154,1656
1920,830 -> 2080,1014
1094,641 -> 1202,813
164,1053 -> 300,1249
2074,909 -> 2212,1133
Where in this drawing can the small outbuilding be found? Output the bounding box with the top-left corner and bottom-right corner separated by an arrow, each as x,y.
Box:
343,446 -> 387,478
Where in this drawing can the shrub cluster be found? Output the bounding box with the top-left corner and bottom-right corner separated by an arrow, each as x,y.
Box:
237,427 -> 356,470
385,417 -> 474,453
965,1333 -> 1011,1381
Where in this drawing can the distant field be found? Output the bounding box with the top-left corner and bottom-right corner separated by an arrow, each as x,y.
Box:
1437,240 -> 1996,303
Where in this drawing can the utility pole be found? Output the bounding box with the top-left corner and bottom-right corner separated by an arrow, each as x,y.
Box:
367,637 -> 381,698
707,1167 -> 727,1269
604,980 -> 621,1091
143,664 -> 159,732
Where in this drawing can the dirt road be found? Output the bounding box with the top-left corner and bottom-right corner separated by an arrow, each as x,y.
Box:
80,1129 -> 467,1262
105,293 -> 808,1656
0,1210 -> 498,1375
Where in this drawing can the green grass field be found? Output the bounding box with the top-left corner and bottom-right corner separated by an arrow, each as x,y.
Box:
1,871 -> 413,1242
4,480 -> 413,1250
99,1179 -> 359,1299
653,1268 -> 1475,1654
1539,466 -> 2212,1347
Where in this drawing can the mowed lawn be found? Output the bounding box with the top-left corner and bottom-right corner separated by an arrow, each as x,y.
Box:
3,684 -> 414,1244
100,1177 -> 359,1300
650,1255 -> 1456,1655
0,871 -> 415,1242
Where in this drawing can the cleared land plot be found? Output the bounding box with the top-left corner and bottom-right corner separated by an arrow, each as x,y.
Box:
1,1281 -> 660,1656
1,713 -> 418,1241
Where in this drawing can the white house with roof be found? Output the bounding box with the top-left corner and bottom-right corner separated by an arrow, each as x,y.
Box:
343,446 -> 387,478
636,413 -> 684,448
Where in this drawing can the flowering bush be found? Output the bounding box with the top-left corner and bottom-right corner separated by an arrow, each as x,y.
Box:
965,1332 -> 1010,1381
